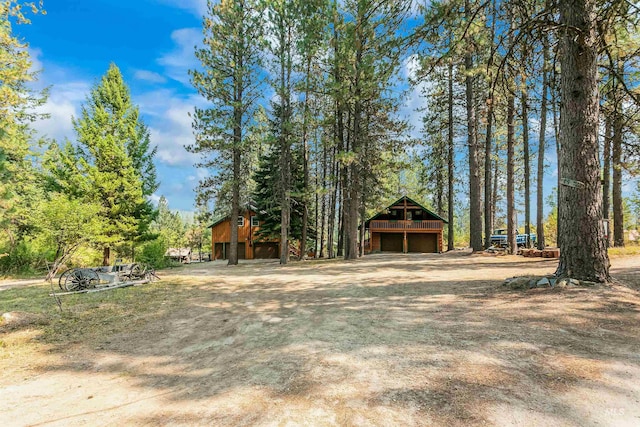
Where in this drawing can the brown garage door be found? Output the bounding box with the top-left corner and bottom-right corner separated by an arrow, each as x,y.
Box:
254,242 -> 279,259
214,243 -> 246,260
408,233 -> 437,253
380,233 -> 404,252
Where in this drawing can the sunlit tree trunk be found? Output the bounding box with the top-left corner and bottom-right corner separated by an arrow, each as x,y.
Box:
555,0 -> 610,282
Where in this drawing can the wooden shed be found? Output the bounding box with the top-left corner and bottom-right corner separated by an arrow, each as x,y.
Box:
364,196 -> 447,254
209,208 -> 280,260
165,247 -> 192,263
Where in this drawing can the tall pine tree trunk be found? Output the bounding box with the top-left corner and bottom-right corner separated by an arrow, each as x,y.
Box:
464,0 -> 482,252
484,99 -> 494,249
447,61 -> 455,251
320,137 -> 328,257
603,118 -> 611,244
300,57 -> 312,260
492,142 -> 499,232
328,149 -> 338,259
229,145 -> 240,265
553,84 -> 562,247
465,0 -> 482,252
555,0 -> 610,282
483,0 -> 497,250
612,97 -> 624,247
522,88 -> 531,248
507,88 -> 517,254
536,38 -> 548,250
278,24 -> 292,265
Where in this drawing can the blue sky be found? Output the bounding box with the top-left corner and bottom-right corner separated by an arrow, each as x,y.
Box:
18,0 -> 433,214
19,0 -> 209,212
16,0 -> 636,219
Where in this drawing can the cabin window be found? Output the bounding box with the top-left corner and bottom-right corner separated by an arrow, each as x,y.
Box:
250,216 -> 259,227
391,210 -> 397,216
237,216 -> 245,227
407,211 -> 412,220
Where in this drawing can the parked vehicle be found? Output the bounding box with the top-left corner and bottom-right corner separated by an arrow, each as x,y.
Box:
490,229 -> 536,248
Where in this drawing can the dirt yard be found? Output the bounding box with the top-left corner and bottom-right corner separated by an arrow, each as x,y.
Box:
1,252 -> 640,426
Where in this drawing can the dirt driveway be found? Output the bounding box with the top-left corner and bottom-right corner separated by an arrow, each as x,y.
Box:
1,252 -> 640,426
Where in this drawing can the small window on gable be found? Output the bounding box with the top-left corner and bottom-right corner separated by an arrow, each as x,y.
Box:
237,216 -> 245,227
251,216 -> 260,227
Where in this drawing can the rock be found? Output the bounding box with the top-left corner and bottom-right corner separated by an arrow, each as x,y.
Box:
555,279 -> 568,288
504,276 -> 533,290
569,278 -> 580,286
581,280 -> 597,287
1,312 -> 48,329
549,278 -> 557,287
536,277 -> 550,287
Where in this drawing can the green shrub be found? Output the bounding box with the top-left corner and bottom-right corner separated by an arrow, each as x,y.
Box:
136,239 -> 169,269
0,240 -> 43,277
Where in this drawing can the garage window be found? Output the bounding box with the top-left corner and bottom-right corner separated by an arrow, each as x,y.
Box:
250,216 -> 260,227
237,216 -> 245,226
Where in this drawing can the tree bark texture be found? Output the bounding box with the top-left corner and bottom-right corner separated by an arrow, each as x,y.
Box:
603,119 -> 611,222
465,0 -> 482,252
484,99 -> 493,249
447,61 -> 455,251
612,99 -> 624,247
522,88 -> 531,248
555,0 -> 610,281
536,36 -> 549,250
507,90 -> 517,254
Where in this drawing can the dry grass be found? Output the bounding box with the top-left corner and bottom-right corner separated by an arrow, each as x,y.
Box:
1,253 -> 640,426
608,244 -> 640,257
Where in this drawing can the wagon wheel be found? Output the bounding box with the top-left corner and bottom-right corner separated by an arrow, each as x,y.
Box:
58,269 -> 74,290
129,263 -> 144,281
63,268 -> 99,292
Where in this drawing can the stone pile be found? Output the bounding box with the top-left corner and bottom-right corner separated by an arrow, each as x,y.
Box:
503,276 -> 599,290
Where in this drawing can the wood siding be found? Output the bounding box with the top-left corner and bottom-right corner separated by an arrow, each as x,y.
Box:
211,211 -> 278,260
369,220 -> 442,231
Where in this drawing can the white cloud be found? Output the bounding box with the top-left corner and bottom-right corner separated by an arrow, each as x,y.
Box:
28,47 -> 44,75
403,54 -> 421,81
399,55 -> 432,140
32,81 -> 91,142
158,28 -> 202,84
140,92 -> 207,167
134,69 -> 167,84
148,193 -> 162,205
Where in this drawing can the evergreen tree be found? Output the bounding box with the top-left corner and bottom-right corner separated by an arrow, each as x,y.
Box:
251,104 -> 305,242
189,0 -> 264,266
72,63 -> 156,265
0,1 -> 46,250
152,196 -> 187,249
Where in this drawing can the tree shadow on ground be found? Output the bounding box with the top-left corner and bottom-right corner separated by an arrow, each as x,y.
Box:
5,257 -> 640,426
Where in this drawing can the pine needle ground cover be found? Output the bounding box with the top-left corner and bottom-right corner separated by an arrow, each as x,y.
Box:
1,254 -> 639,426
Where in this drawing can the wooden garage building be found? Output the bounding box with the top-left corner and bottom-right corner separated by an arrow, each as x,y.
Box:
209,208 -> 279,260
364,196 -> 447,254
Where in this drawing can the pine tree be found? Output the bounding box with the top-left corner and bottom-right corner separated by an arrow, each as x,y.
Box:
72,63 -> 154,265
251,103 -> 305,241
555,0 -> 610,281
0,1 -> 46,249
189,0 -> 263,266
